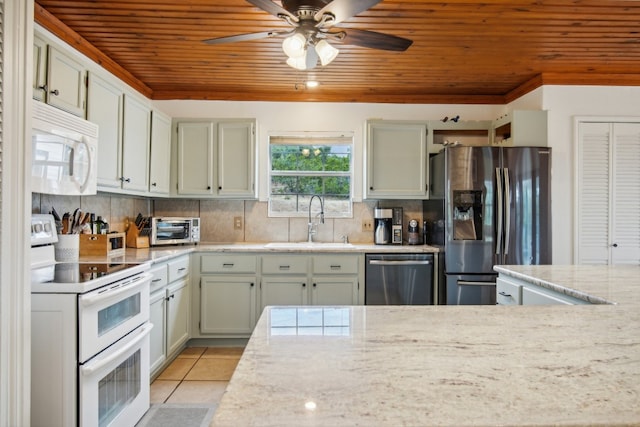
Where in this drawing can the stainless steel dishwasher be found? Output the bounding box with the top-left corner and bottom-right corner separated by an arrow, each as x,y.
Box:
365,254 -> 434,305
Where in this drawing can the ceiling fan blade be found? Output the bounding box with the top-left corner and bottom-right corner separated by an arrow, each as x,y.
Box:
246,0 -> 299,22
340,28 -> 412,51
203,30 -> 291,45
314,0 -> 382,26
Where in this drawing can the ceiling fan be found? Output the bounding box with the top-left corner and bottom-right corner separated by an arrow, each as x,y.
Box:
203,0 -> 413,70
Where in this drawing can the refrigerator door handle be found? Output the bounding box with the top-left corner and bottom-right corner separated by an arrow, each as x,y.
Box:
504,167 -> 511,255
495,167 -> 503,256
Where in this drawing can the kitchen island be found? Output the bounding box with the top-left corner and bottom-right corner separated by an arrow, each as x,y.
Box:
211,265 -> 640,426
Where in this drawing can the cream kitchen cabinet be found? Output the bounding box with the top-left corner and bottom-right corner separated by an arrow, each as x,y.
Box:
149,110 -> 172,195
365,120 -> 428,199
427,120 -> 492,154
260,254 -> 360,313
175,119 -> 256,198
149,255 -> 190,378
496,274 -> 588,306
198,254 -> 258,336
32,36 -> 86,117
492,110 -> 547,146
89,73 -> 152,195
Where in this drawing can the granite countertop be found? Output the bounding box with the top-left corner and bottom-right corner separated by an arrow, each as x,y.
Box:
211,265 -> 640,426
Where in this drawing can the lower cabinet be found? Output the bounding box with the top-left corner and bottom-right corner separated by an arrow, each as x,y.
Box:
195,252 -> 362,338
496,274 -> 588,306
149,255 -> 191,378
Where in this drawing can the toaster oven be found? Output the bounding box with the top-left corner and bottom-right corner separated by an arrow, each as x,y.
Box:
149,217 -> 200,246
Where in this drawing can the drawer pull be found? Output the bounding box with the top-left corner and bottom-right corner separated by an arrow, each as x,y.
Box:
313,283 -> 317,287
279,265 -> 290,270
177,267 -> 187,271
498,291 -> 512,297
330,265 -> 341,270
152,278 -> 162,283
222,263 -> 234,268
302,283 -> 306,287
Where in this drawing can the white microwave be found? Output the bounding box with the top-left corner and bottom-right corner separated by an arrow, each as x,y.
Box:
31,100 -> 98,195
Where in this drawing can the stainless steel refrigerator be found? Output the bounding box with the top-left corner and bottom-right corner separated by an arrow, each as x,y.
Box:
424,145 -> 551,305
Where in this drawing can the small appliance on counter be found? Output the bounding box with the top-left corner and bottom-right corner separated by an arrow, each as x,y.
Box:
407,219 -> 421,245
392,207 -> 403,245
148,216 -> 200,246
374,208 -> 392,245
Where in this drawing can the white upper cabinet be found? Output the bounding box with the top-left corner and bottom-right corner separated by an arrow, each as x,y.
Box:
121,95 -> 152,193
576,121 -> 640,265
217,121 -> 256,198
175,120 -> 256,198
149,110 -> 172,195
177,122 -> 215,196
88,73 -> 123,190
46,46 -> 87,117
33,36 -> 86,117
492,110 -> 548,146
366,120 -> 428,199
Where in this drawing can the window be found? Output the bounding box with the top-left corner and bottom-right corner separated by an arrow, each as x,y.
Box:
269,134 -> 353,218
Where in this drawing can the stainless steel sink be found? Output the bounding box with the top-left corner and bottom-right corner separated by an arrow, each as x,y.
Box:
264,242 -> 355,249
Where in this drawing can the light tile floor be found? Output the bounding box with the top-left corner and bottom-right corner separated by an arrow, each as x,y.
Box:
151,347 -> 244,405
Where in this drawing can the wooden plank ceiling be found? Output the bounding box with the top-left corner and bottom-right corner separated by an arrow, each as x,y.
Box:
35,0 -> 640,104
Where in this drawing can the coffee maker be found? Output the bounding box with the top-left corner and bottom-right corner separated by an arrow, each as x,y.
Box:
374,208 -> 392,245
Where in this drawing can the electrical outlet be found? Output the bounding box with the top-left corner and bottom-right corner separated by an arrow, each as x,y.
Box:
234,216 -> 243,230
362,219 -> 374,232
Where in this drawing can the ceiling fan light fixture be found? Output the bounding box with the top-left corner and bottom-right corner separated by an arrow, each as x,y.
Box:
282,33 -> 307,58
286,47 -> 319,71
315,39 -> 339,66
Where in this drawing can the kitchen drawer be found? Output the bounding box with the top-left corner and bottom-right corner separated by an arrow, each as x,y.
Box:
313,255 -> 359,275
496,277 -> 522,305
149,263 -> 168,293
262,255 -> 308,275
201,254 -> 257,274
168,255 -> 190,282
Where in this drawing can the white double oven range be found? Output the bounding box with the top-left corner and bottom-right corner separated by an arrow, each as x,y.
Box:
30,214 -> 152,427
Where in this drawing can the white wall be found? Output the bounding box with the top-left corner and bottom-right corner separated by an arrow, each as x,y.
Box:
540,85 -> 640,264
154,100 -> 503,201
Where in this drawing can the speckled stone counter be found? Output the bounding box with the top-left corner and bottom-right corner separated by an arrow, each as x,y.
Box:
211,265 -> 640,426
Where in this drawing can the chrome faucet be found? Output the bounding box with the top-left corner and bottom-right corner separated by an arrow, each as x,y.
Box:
308,194 -> 325,243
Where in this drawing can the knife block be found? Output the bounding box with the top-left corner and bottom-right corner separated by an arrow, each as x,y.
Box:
126,226 -> 149,248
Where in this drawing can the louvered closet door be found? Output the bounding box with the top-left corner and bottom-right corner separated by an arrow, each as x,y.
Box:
611,123 -> 640,264
577,122 -> 640,265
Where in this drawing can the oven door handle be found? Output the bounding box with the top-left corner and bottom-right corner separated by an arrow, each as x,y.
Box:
80,273 -> 151,307
368,260 -> 432,266
80,323 -> 153,376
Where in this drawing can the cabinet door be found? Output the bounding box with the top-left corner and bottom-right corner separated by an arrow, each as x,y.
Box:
149,290 -> 167,376
260,277 -> 308,313
167,279 -> 190,357
311,276 -> 358,305
46,46 -> 86,117
149,110 -> 172,195
87,73 -> 123,189
200,276 -> 257,334
177,122 -> 215,195
366,121 -> 427,199
33,36 -> 48,101
122,95 -> 151,193
217,121 -> 256,198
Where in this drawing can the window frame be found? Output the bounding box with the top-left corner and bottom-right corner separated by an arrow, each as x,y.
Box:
268,132 -> 354,219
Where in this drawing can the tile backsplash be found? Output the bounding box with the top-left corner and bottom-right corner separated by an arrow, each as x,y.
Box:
33,193 -> 424,244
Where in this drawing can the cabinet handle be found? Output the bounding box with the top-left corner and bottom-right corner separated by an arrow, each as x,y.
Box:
151,182 -> 157,187
313,283 -> 317,287
612,243 -> 618,248
178,267 -> 187,271
498,291 -> 512,297
302,283 -> 306,287
120,177 -> 131,183
38,84 -> 48,92
369,186 -> 374,190
279,265 -> 290,270
50,89 -> 59,96
218,186 -> 222,190
207,186 -> 211,190
250,283 -> 254,287
222,263 -> 234,268
171,294 -> 175,299
330,265 -> 341,270
152,278 -> 162,282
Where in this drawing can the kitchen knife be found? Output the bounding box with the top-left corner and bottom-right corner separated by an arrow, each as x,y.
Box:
134,213 -> 143,229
